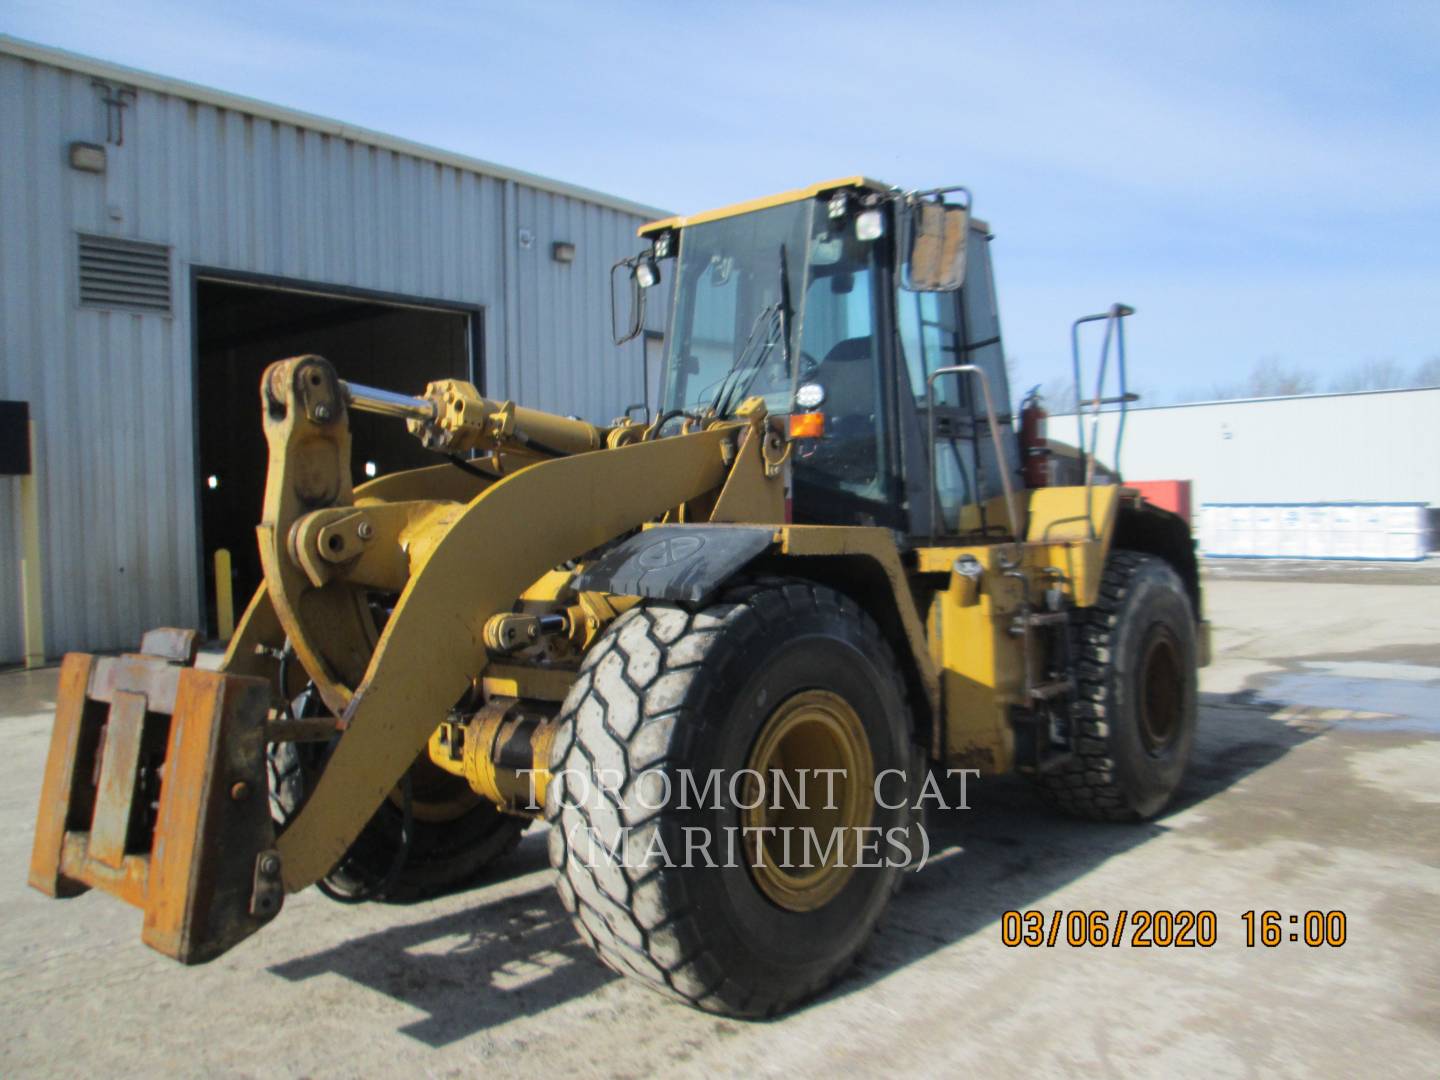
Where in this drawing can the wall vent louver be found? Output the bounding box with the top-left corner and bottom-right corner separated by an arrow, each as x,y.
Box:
78,234 -> 171,314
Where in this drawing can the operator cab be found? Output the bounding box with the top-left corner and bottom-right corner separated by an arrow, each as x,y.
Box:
617,178 -> 1021,541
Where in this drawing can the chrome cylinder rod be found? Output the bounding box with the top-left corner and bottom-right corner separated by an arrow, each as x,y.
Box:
342,381 -> 437,423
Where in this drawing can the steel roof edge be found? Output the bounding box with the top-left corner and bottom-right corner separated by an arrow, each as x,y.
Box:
0,33 -> 671,222
1053,383 -> 1440,418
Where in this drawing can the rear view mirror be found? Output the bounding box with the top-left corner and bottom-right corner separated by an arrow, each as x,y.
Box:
901,189 -> 971,292
611,256 -> 647,345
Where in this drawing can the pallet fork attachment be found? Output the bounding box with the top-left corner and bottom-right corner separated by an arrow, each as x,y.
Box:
28,629 -> 281,964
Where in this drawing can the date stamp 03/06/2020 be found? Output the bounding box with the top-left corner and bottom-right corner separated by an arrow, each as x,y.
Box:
1000,910 -> 1348,949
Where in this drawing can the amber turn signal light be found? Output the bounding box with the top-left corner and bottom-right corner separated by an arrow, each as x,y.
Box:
788,412 -> 825,439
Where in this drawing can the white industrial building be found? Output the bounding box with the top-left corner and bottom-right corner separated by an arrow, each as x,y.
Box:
1060,386 -> 1440,557
0,36 -> 670,663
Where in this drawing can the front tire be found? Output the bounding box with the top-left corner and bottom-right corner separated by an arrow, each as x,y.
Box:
269,741 -> 527,902
546,579 -> 915,1017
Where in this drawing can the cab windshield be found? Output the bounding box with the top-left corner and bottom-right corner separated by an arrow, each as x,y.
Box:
657,194 -> 895,521
659,202 -> 812,417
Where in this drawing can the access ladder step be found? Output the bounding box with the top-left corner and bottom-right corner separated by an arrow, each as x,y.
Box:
1029,679 -> 1074,702
1024,611 -> 1070,628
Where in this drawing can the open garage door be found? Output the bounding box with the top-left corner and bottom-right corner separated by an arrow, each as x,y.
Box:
194,276 -> 478,635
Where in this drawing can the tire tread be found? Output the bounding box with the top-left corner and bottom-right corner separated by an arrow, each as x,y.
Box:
1036,550 -> 1182,822
548,577 -> 903,1017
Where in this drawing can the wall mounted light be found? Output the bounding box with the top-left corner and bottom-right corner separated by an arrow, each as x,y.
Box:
552,241 -> 576,263
69,141 -> 107,173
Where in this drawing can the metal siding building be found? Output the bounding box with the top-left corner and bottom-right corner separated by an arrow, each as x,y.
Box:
1056,386 -> 1440,508
0,37 -> 669,662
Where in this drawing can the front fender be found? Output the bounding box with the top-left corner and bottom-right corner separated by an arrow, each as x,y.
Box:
573,524 -> 777,604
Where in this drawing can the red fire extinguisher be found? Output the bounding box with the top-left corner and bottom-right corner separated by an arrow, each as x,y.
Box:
1019,386 -> 1050,488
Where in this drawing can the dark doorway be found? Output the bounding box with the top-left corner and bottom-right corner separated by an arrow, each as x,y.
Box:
194,276 -> 477,634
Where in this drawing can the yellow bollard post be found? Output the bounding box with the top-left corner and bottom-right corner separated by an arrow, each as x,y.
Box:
214,548 -> 234,641
20,420 -> 46,669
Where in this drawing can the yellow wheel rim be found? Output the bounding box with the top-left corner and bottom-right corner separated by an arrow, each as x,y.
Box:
742,689 -> 875,912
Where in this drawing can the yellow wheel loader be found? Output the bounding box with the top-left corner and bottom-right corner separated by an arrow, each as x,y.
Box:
29,177 -> 1207,1017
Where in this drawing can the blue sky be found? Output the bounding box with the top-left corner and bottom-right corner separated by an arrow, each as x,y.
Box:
8,1 -> 1439,402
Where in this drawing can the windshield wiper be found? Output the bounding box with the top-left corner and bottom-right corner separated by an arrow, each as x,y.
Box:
711,244 -> 793,418
708,301 -> 781,416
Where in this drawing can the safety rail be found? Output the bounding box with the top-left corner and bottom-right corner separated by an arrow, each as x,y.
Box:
1069,304 -> 1138,538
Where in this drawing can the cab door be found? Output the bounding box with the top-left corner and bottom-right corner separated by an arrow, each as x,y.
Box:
789,228 -> 906,529
894,224 -> 1021,537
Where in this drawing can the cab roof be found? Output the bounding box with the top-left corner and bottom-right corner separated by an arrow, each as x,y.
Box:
638,176 -> 890,237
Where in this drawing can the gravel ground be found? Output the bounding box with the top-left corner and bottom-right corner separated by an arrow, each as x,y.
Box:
1,573 -> 1437,1078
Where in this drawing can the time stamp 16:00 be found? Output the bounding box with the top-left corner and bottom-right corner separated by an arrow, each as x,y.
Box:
1000,910 -> 1348,949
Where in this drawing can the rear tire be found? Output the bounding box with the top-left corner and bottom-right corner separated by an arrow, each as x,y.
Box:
1037,550 -> 1198,821
546,579 -> 915,1017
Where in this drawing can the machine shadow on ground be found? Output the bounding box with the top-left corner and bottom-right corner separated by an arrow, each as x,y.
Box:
267,834 -> 620,1046
267,691 -> 1315,1044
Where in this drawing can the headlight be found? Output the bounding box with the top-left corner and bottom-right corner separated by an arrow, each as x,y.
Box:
796,382 -> 826,409
855,209 -> 884,241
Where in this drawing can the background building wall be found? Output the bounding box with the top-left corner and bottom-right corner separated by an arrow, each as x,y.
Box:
1055,386 -> 1440,509
0,39 -> 668,662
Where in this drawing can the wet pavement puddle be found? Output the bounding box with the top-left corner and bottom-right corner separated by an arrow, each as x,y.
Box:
1255,661 -> 1440,734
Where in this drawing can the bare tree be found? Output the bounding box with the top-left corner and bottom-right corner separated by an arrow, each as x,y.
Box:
1029,372 -> 1154,413
1193,379 -> 1242,401
1004,351 -> 1077,413
1192,374 -> 1246,401
1414,355 -> 1440,387
1330,358 -> 1409,392
1038,375 -> 1077,414
1243,356 -> 1316,398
